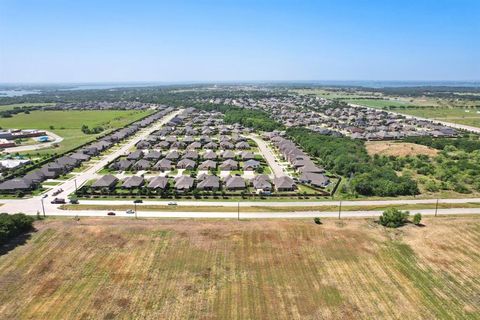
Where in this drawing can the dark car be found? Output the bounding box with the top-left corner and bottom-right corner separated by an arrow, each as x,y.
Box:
107,212 -> 116,216
51,198 -> 66,204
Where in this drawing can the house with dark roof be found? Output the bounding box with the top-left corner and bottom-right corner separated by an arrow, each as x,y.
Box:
70,152 -> 90,161
154,159 -> 172,171
221,150 -> 236,159
177,158 -> 196,170
240,151 -> 254,160
273,176 -> 296,191
198,160 -> 216,170
0,178 -> 34,192
299,172 -> 330,188
224,176 -> 246,190
174,176 -> 194,191
127,150 -> 143,160
219,159 -> 238,170
203,151 -> 217,160
132,159 -> 151,171
147,176 -> 168,190
165,151 -> 180,161
197,175 -> 220,190
122,176 -> 145,189
144,151 -> 162,161
235,141 -> 250,149
92,175 -> 118,189
183,150 -> 199,160
243,159 -> 260,171
109,159 -> 133,171
252,175 -> 272,194
204,142 -> 218,150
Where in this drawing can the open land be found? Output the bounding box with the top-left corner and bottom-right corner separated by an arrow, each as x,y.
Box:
365,141 -> 438,157
0,217 -> 479,319
0,110 -> 154,155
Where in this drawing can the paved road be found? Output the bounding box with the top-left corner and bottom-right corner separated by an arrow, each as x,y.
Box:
2,131 -> 63,153
248,134 -> 287,178
19,207 -> 480,219
349,103 -> 480,134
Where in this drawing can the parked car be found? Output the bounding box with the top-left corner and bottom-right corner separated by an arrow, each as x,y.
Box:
107,212 -> 116,216
52,188 -> 63,196
126,209 -> 134,214
168,201 -> 177,206
51,198 -> 66,204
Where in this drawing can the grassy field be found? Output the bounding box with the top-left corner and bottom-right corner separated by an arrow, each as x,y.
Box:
0,110 -> 153,155
394,107 -> 480,127
0,217 -> 479,319
0,102 -> 55,111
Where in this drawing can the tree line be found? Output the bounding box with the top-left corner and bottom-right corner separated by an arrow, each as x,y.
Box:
287,127 -> 419,197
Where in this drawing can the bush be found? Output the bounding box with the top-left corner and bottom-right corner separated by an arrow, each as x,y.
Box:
314,217 -> 322,224
0,213 -> 35,244
379,208 -> 409,228
413,213 -> 422,225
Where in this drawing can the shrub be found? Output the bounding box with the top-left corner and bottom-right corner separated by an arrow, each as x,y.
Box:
413,213 -> 422,225
314,217 -> 322,224
379,208 -> 409,228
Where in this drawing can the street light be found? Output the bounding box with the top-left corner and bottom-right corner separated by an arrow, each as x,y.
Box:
237,202 -> 240,221
40,197 -> 46,217
338,200 -> 342,219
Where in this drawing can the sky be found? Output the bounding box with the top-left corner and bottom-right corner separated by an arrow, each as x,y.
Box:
0,0 -> 479,83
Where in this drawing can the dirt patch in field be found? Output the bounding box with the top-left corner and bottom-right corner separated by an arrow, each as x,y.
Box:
366,141 -> 438,157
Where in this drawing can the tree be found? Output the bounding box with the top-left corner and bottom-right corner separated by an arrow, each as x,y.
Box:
314,217 -> 322,224
379,208 -> 409,228
68,194 -> 79,204
413,213 -> 422,225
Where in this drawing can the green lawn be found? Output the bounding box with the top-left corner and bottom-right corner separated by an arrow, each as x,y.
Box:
0,102 -> 55,111
0,110 -> 154,155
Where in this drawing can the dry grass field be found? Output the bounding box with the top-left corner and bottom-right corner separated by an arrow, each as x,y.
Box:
0,217 -> 479,319
366,141 -> 439,157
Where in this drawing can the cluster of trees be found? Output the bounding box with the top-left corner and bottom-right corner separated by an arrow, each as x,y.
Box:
0,213 -> 35,245
287,127 -> 419,197
81,124 -> 104,134
223,109 -> 281,132
0,106 -> 34,118
384,146 -> 480,194
192,103 -> 284,132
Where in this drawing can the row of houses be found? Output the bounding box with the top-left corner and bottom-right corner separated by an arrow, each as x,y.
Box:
0,107 -> 174,193
268,134 -> 331,188
90,173 -> 296,194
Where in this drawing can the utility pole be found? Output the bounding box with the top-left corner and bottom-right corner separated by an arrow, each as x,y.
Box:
40,198 -> 46,217
134,201 -> 137,219
435,198 -> 439,217
338,200 -> 342,219
237,202 -> 240,221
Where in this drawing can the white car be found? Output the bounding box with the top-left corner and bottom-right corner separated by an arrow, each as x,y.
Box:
168,202 -> 177,206
126,209 -> 135,214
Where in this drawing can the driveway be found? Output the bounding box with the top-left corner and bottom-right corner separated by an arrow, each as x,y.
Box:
248,134 -> 287,178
